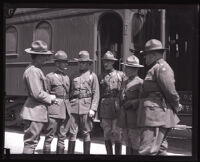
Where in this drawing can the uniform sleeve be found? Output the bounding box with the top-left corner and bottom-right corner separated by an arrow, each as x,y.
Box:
156,64 -> 180,111
26,70 -> 52,104
91,73 -> 100,112
46,74 -> 52,93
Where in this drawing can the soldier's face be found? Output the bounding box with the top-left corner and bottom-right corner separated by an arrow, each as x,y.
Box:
79,61 -> 90,71
38,55 -> 50,65
143,53 -> 154,65
55,60 -> 68,71
125,66 -> 138,77
103,60 -> 115,70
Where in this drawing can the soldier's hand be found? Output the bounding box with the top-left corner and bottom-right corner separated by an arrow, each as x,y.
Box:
89,109 -> 95,118
50,95 -> 56,102
176,104 -> 183,113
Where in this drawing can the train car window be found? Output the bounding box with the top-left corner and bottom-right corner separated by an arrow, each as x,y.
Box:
34,21 -> 52,50
6,26 -> 18,55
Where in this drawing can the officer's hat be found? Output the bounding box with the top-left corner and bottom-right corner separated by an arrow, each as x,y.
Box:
121,55 -> 144,68
25,40 -> 53,55
74,50 -> 93,62
140,39 -> 168,55
102,51 -> 118,61
53,50 -> 68,61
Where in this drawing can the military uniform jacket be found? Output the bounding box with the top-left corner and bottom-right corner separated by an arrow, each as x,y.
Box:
118,76 -> 143,129
46,70 -> 71,119
20,65 -> 52,122
70,70 -> 100,114
137,59 -> 180,128
99,70 -> 125,119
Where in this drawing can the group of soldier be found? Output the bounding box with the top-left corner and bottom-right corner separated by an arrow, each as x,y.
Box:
20,38 -> 183,155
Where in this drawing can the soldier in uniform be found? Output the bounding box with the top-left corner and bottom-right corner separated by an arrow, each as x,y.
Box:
43,51 -> 71,154
20,40 -> 57,154
118,55 -> 144,155
99,51 -> 125,155
68,51 -> 100,154
137,39 -> 183,155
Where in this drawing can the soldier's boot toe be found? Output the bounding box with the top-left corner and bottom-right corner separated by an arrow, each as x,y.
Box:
67,141 -> 75,154
115,141 -> 122,155
126,146 -> 132,155
56,146 -> 65,154
83,141 -> 91,154
105,140 -> 113,155
43,146 -> 51,154
131,148 -> 139,155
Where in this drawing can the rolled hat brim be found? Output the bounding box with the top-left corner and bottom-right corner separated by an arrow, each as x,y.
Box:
25,48 -> 53,55
121,62 -> 144,68
140,48 -> 168,54
74,58 -> 93,62
102,58 -> 118,61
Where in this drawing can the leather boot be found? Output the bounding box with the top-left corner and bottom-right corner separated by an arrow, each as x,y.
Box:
83,141 -> 91,154
131,148 -> 139,155
126,146 -> 132,155
56,146 -> 64,154
115,141 -> 122,155
105,140 -> 113,155
67,141 -> 75,154
43,146 -> 51,154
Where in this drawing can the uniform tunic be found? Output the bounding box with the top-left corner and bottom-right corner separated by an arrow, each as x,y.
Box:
20,65 -> 52,154
69,70 -> 100,141
118,76 -> 143,150
20,65 -> 52,122
99,69 -> 125,141
137,58 -> 180,155
43,70 -> 71,150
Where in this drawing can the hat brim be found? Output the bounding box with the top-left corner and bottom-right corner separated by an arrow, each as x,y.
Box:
102,58 -> 118,61
121,63 -> 144,68
25,48 -> 53,55
53,59 -> 68,61
140,48 -> 168,54
74,58 -> 93,62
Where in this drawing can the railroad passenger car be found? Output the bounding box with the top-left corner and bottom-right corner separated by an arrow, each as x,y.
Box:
5,7 -> 197,138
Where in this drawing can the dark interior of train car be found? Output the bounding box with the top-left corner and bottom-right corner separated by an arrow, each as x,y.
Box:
98,12 -> 123,72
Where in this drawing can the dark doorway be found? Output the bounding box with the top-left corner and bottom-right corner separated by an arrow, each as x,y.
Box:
97,12 -> 123,73
166,7 -> 195,91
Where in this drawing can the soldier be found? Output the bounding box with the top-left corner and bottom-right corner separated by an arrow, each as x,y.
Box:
68,51 -> 100,154
43,50 -> 71,154
137,39 -> 183,155
20,40 -> 57,154
99,51 -> 125,155
118,55 -> 144,155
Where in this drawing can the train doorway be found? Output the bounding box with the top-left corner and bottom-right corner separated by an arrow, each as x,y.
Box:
97,12 -> 123,75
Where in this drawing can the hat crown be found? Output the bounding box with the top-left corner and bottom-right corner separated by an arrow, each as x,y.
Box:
126,55 -> 140,65
144,39 -> 163,51
78,50 -> 90,59
102,51 -> 117,60
31,40 -> 48,52
54,50 -> 68,60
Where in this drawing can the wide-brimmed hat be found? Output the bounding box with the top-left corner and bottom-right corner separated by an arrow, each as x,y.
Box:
74,50 -> 93,62
53,50 -> 68,61
102,51 -> 118,61
121,55 -> 144,68
140,39 -> 168,54
25,40 -> 53,55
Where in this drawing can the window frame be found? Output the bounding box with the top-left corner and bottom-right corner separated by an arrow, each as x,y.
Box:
6,25 -> 18,57
33,21 -> 52,50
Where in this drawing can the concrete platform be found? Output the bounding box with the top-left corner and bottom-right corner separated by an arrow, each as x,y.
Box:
4,127 -> 192,156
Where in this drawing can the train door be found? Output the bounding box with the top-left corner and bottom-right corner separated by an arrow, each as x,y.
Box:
165,7 -> 197,126
97,12 -> 123,75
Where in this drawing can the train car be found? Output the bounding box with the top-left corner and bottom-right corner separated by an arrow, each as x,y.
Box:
5,7 -> 197,139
